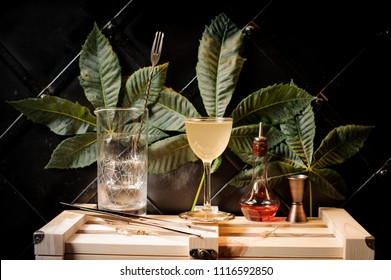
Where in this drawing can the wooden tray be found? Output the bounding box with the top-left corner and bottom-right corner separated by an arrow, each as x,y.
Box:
33,207 -> 374,260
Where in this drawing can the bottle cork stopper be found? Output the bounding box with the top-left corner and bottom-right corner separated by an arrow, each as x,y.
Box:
253,122 -> 267,157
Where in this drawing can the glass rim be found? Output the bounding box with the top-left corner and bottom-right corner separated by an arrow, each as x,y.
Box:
185,117 -> 233,122
287,174 -> 308,180
94,107 -> 148,113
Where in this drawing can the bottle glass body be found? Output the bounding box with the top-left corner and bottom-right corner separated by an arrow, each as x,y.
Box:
240,137 -> 280,222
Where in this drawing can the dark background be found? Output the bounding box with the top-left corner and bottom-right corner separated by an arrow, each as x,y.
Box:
1,0 -> 390,259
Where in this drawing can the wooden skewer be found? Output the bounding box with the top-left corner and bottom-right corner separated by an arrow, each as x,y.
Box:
60,202 -> 212,237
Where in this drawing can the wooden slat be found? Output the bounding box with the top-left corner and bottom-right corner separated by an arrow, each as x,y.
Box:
319,207 -> 375,260
219,236 -> 343,259
220,226 -> 334,237
219,216 -> 326,226
64,254 -> 189,260
216,215 -> 341,259
219,221 -> 332,236
34,210 -> 88,259
66,233 -> 189,257
65,214 -> 219,259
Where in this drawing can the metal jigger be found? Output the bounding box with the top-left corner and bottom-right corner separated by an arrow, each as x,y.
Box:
286,174 -> 308,223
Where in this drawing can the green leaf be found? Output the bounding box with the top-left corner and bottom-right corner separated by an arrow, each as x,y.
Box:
228,161 -> 302,189
211,156 -> 222,173
267,161 -> 306,186
148,126 -> 169,144
280,104 -> 315,166
122,63 -> 169,109
8,96 -> 96,136
78,22 -> 121,109
312,125 -> 374,169
196,12 -> 246,117
45,132 -> 97,169
231,83 -> 316,127
269,142 -> 307,169
309,168 -> 346,200
227,166 -> 253,189
149,87 -> 201,132
148,134 -> 198,173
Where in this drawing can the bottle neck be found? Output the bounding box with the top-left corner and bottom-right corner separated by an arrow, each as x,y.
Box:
252,136 -> 269,184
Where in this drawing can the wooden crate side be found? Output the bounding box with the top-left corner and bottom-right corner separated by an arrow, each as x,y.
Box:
33,208 -> 374,260
34,210 -> 88,259
63,213 -> 219,259
319,207 -> 375,260
189,225 -> 219,259
219,236 -> 343,259
64,254 -> 189,260
218,216 -> 344,259
65,233 -> 190,257
35,255 -> 64,260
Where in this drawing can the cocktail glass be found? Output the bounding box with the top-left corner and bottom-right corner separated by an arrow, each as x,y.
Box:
179,117 -> 234,222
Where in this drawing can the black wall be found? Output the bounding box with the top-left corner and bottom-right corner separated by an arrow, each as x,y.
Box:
1,0 -> 390,259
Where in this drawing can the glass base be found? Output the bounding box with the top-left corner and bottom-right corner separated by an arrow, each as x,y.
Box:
179,210 -> 235,223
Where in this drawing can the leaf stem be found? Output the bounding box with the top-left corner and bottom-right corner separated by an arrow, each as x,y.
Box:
309,181 -> 313,217
191,171 -> 205,211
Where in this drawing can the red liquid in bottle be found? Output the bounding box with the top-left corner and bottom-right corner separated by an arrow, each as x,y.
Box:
240,177 -> 280,222
239,124 -> 280,222
240,203 -> 279,222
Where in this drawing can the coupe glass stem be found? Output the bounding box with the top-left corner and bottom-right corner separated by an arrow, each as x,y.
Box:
202,161 -> 212,212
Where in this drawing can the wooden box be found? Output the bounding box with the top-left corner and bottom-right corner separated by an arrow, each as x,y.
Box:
33,207 -> 374,260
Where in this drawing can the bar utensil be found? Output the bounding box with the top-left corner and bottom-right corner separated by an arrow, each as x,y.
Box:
286,174 -> 308,223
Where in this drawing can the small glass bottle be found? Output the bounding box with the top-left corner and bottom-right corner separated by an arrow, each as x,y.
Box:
240,123 -> 280,221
